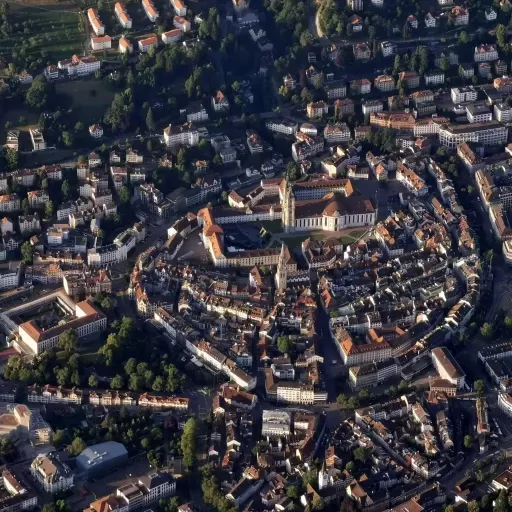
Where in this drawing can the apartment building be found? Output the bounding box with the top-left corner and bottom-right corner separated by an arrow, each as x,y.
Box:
29,128 -> 46,151
424,69 -> 445,86
30,453 -> 74,494
438,121 -> 508,148
163,122 -> 199,147
171,0 -> 187,15
451,86 -> 478,103
173,15 -> 191,31
431,346 -> 466,389
118,36 -> 133,53
142,0 -> 159,21
19,300 -> 107,355
398,70 -> 420,88
350,78 -> 371,95
162,29 -> 182,44
114,3 -> 132,28
466,103 -> 492,123
306,101 -> 328,119
362,100 -> 383,115
374,75 -> 396,92
138,35 -> 158,52
334,98 -> 355,117
91,35 -> 112,51
19,213 -> 41,234
396,163 -> 428,196
474,44 -> 499,62
451,5 -> 469,24
87,8 -> 104,35
261,410 -> 291,436
0,195 -> 20,212
265,118 -> 298,135
334,327 -> 392,366
495,103 -> 512,122
27,190 -> 49,208
58,55 -> 101,76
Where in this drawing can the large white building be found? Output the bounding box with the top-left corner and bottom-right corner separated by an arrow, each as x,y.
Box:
261,410 -> 291,436
114,2 -> 132,28
88,243 -> 128,267
451,86 -> 478,103
438,121 -> 508,148
87,8 -> 104,35
163,122 -> 199,147
58,55 -> 101,76
30,453 -> 74,494
431,347 -> 466,389
19,299 -> 107,356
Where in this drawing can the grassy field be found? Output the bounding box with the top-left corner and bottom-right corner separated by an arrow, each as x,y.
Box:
55,79 -> 114,125
339,229 -> 369,245
0,4 -> 84,64
281,230 -> 370,250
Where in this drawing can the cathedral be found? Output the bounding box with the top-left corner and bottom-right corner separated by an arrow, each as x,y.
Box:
200,177 -> 377,268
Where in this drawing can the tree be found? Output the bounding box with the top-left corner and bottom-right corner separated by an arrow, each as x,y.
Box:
393,55 -> 401,75
181,417 -> 198,467
494,490 -> 511,512
88,374 -> 98,388
474,380 -> 485,397
359,389 -> 370,400
496,24 -> 507,49
286,162 -> 301,181
21,241 -> 34,264
468,500 -> 480,512
287,486 -> 300,499
439,56 -> 449,72
146,107 -> 156,132
119,186 -> 130,204
0,438 -> 18,461
299,30 -> 314,47
459,30 -> 470,44
44,200 -> 54,219
300,87 -> 312,103
25,75 -> 50,110
61,180 -> 71,200
353,446 -> 370,462
345,461 -> 355,474
312,495 -> 325,511
5,149 -> 18,170
59,329 -> 77,354
62,131 -> 74,147
68,436 -> 87,456
74,121 -> 85,133
129,374 -> 144,391
110,374 -> 124,389
152,375 -> 164,392
480,322 -> 493,338
277,336 -> 293,354
52,429 -> 68,448
100,297 -> 113,312
464,434 -> 473,448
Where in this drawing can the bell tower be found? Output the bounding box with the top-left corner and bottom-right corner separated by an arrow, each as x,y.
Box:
282,180 -> 295,233
275,242 -> 288,291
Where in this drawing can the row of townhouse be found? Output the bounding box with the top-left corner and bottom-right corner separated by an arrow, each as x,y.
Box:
24,384 -> 189,411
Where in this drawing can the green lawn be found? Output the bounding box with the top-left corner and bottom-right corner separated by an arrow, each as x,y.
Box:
260,220 -> 284,234
0,6 -> 84,64
339,229 -> 369,245
55,79 -> 115,125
